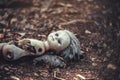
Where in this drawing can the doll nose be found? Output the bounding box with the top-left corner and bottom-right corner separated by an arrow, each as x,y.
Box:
52,35 -> 58,40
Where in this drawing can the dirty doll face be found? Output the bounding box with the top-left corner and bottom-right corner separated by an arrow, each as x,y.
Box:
47,30 -> 70,51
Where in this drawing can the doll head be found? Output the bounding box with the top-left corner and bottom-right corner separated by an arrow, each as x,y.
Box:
46,30 -> 70,52
45,30 -> 83,61
47,30 -> 83,61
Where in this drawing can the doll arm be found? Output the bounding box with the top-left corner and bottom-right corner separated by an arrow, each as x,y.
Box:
0,43 -> 39,61
17,39 -> 46,55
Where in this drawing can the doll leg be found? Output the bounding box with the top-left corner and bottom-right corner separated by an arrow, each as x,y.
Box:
34,55 -> 66,68
1,44 -> 37,61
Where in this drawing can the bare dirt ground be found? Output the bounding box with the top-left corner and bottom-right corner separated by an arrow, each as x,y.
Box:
0,0 -> 120,80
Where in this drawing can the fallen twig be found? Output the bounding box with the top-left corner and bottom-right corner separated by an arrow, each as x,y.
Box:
76,74 -> 86,80
58,19 -> 100,29
53,71 -> 65,80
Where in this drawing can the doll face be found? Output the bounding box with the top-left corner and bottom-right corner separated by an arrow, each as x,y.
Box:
47,30 -> 70,51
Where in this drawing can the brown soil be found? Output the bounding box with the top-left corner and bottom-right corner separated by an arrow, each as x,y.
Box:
0,0 -> 120,80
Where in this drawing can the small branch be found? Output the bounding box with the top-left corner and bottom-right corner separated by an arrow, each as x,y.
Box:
53,71 -> 65,80
76,74 -> 86,80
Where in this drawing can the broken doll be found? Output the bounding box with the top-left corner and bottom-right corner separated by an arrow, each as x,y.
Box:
17,30 -> 84,67
0,30 -> 83,67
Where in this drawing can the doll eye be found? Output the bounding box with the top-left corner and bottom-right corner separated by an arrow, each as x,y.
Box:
58,39 -> 61,44
26,41 -> 31,46
55,33 -> 59,36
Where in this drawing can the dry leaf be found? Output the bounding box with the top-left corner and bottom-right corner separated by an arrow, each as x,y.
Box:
85,30 -> 91,34
66,4 -> 73,7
